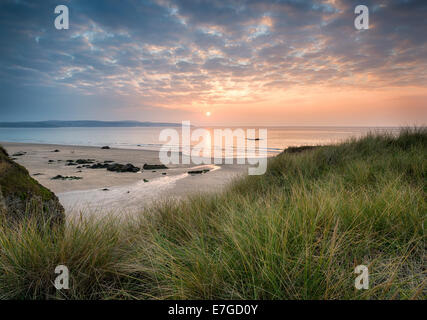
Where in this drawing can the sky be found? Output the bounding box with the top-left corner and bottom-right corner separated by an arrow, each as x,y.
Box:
0,0 -> 426,126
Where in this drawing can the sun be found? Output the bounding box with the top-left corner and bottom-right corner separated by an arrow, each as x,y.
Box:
205,111 -> 211,117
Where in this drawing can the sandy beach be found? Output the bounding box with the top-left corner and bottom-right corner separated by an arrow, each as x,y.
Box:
1,142 -> 248,217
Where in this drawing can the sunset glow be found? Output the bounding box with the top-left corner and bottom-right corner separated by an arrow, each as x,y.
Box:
0,0 -> 425,126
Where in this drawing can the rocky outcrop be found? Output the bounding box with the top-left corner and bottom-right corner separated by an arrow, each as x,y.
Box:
188,169 -> 210,175
107,163 -> 140,173
89,162 -> 110,169
0,146 -> 65,226
143,164 -> 168,170
51,175 -> 82,180
88,162 -> 140,172
65,159 -> 95,166
75,159 -> 95,164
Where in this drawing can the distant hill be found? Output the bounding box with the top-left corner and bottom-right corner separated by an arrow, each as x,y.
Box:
0,120 -> 182,128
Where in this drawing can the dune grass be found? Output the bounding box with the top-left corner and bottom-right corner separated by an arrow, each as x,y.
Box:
0,128 -> 425,299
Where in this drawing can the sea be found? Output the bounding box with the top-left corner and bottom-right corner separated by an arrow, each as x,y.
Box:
0,126 -> 400,158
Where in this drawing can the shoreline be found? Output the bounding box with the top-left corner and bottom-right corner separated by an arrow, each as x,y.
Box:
1,142 -> 249,216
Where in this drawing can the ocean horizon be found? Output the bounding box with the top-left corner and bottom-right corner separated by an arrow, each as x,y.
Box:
0,126 -> 400,158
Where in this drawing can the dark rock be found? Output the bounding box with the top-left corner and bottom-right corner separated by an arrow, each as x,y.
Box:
66,162 -> 77,166
33,173 -> 44,176
88,162 -> 140,173
107,163 -> 140,173
104,160 -> 114,163
48,160 -> 54,163
0,146 -> 64,226
75,159 -> 95,164
102,188 -> 109,191
51,175 -> 82,180
12,152 -> 26,157
143,164 -> 168,170
52,149 -> 60,152
143,179 -> 149,183
90,163 -> 109,169
101,146 -> 111,149
188,169 -> 210,175
162,173 -> 167,175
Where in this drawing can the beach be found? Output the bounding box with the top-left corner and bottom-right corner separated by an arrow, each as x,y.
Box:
0,127 -> 399,218
1,142 -> 248,217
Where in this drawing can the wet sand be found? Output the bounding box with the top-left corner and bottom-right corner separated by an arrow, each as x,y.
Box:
1,142 -> 249,217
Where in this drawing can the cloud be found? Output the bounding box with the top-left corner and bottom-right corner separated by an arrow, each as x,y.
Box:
0,0 -> 426,121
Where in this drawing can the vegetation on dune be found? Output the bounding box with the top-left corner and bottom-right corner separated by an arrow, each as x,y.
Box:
0,146 -> 64,225
0,146 -> 50,201
0,128 -> 425,299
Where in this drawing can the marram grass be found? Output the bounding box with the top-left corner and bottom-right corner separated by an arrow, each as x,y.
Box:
0,128 -> 425,299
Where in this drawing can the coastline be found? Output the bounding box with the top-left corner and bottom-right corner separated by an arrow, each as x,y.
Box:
1,142 -> 249,217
